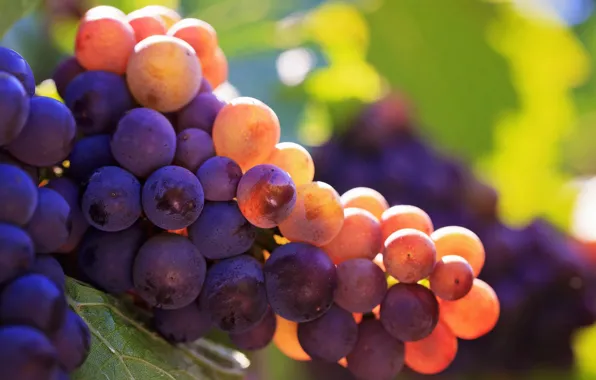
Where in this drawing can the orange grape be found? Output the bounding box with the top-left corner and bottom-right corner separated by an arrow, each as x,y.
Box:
75,6 -> 136,74
202,47 -> 228,89
212,97 -> 280,172
278,182 -> 344,247
264,142 -> 314,187
439,278 -> 499,340
167,18 -> 218,62
405,321 -> 458,375
273,315 -> 311,361
429,255 -> 474,301
381,205 -> 433,241
126,35 -> 202,112
432,226 -> 485,277
383,228 -> 436,283
322,208 -> 382,264
127,9 -> 167,43
340,187 -> 388,220
140,5 -> 181,29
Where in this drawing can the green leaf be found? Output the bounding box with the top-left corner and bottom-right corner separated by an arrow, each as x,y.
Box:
66,278 -> 248,380
0,0 -> 40,38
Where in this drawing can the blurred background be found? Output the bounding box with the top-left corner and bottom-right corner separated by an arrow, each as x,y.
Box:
4,0 -> 596,378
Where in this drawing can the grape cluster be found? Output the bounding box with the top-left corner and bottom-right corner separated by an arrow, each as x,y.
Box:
312,94 -> 596,377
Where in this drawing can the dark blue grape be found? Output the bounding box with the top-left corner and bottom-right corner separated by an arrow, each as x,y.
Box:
154,302 -> 212,343
66,134 -> 117,183
82,166 -> 142,232
111,107 -> 176,178
78,224 -> 145,294
30,255 -> 65,291
51,310 -> 91,372
0,273 -> 66,334
264,242 -> 337,323
46,177 -> 89,253
346,319 -> 405,380
64,70 -> 133,135
174,128 -> 215,172
334,258 -> 387,313
0,46 -> 35,96
133,233 -> 206,310
52,56 -> 85,99
7,96 -> 76,167
26,187 -> 71,254
176,92 -> 225,134
0,72 -> 29,145
0,150 -> 38,181
188,201 -> 256,260
0,223 -> 34,285
0,326 -> 59,380
298,305 -> 358,362
197,156 -> 242,201
229,307 -> 276,351
0,164 -> 38,225
199,255 -> 267,333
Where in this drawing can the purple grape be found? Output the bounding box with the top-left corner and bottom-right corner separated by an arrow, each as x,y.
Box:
0,72 -> 29,146
0,164 -> 38,225
154,302 -> 212,343
7,96 -> 76,167
188,201 -> 256,260
133,233 -> 206,310
0,150 -> 38,181
176,92 -> 225,134
174,128 -> 215,173
30,255 -> 65,291
334,258 -> 387,313
0,46 -> 35,96
229,307 -> 276,351
111,108 -> 176,178
52,56 -> 85,99
264,242 -> 337,323
199,77 -> 213,94
64,70 -> 133,135
51,310 -> 90,371
26,187 -> 71,254
142,165 -> 205,230
0,223 -> 34,285
82,166 -> 142,232
0,326 -> 59,380
196,156 -> 242,201
297,305 -> 358,362
66,134 -> 117,183
199,255 -> 267,333
46,177 -> 89,253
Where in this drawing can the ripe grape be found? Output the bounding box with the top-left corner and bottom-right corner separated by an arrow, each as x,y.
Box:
199,255 -> 268,333
78,224 -> 145,294
196,156 -> 242,201
429,255 -> 474,301
381,205 -> 434,241
0,72 -> 29,146
176,92 -> 225,134
188,201 -> 256,260
174,128 -> 215,172
133,233 -> 206,309
278,182 -> 344,246
0,164 -> 38,225
127,9 -> 166,42
0,274 -> 67,334
167,18 -> 218,62
380,283 -> 439,342
0,46 -> 35,96
64,71 -> 134,135
142,165 -> 205,230
439,278 -> 500,340
140,5 -> 181,28
31,256 -> 65,291
236,164 -> 297,228
212,97 -> 280,171
264,242 -> 337,322
0,223 -> 34,285
297,305 -> 358,362
383,228 -> 436,284
273,315 -> 311,361
154,302 -> 212,343
229,307 -> 276,351
432,226 -> 485,277
111,108 -> 177,178
46,177 -> 89,253
81,166 -> 142,232
202,47 -> 228,88
340,187 -> 389,220
66,134 -> 117,183
26,187 -> 72,254
334,258 -> 387,313
51,310 -> 91,372
51,56 -> 85,99
75,6 -> 136,74
0,326 -> 59,380
346,319 -> 405,380
321,208 -> 382,264
8,96 -> 76,167
126,35 -> 202,112
404,321 -> 457,375
264,142 -> 315,187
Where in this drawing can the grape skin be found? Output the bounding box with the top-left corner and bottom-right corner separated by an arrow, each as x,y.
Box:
30,255 -> 65,291
432,226 -> 485,277
264,142 -> 315,187
66,134 -> 117,183
154,302 -> 212,343
127,9 -> 167,43
340,187 -> 389,220
334,258 -> 387,313
174,128 -> 215,173
429,255 -> 474,301
176,92 -> 225,134
0,46 -> 36,96
46,177 -> 89,253
0,326 -> 59,380
0,72 -> 29,146
0,223 -> 34,285
383,228 -> 437,284
405,321 -> 458,375
51,310 -> 91,371
52,56 -> 85,99
202,47 -> 228,89
0,164 -> 38,225
381,205 -> 434,240
167,18 -> 218,62
229,307 -> 276,351
26,187 -> 72,254
196,156 -> 242,201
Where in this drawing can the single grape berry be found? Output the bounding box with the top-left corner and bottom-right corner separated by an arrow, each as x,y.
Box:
30,255 -> 65,291
0,223 -> 34,285
0,72 -> 29,146
174,128 -> 215,173
229,308 -> 277,351
0,326 -> 60,380
26,187 -> 72,254
51,310 -> 91,372
340,187 -> 389,220
127,8 -> 167,43
167,18 -> 218,62
334,258 -> 387,313
381,205 -> 434,241
429,255 -> 474,301
0,46 -> 35,96
52,56 -> 85,99
154,302 -> 212,343
404,321 -> 458,375
176,92 -> 225,134
66,134 -> 117,183
196,156 -> 242,201
0,164 -> 38,225
383,228 -> 437,284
